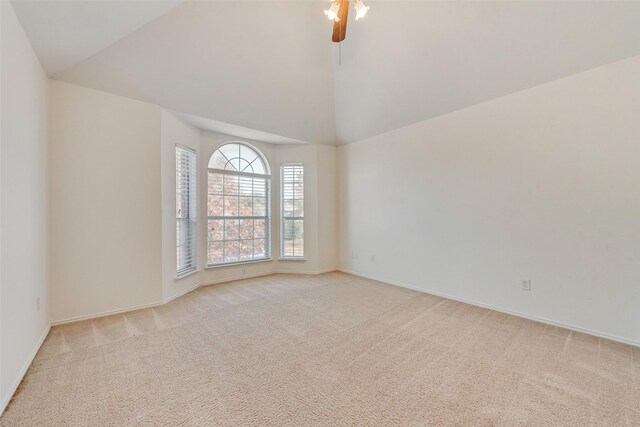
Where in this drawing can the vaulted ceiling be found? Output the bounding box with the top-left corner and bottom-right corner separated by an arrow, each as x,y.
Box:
12,0 -> 640,145
10,0 -> 185,75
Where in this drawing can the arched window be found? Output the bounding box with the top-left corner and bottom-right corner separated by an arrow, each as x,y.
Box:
207,143 -> 270,266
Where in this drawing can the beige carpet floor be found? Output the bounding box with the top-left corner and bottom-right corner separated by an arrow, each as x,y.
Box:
1,272 -> 639,426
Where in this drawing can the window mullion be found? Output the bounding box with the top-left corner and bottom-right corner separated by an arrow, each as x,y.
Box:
207,143 -> 271,266
280,164 -> 304,258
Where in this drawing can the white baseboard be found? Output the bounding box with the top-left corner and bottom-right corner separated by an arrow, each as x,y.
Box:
51,268 -> 338,326
51,300 -> 165,326
339,269 -> 640,348
4,270 -> 290,414
1,323 -> 51,416
276,268 -> 338,275
197,270 -> 276,288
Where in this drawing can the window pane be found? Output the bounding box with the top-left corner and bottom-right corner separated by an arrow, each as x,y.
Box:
223,175 -> 238,195
293,220 -> 304,256
283,200 -> 294,218
253,197 -> 266,216
254,239 -> 266,258
208,152 -> 228,170
283,219 -> 296,240
238,196 -> 253,217
254,219 -> 266,239
228,157 -> 241,172
176,195 -> 187,219
177,220 -> 194,260
218,144 -> 240,169
224,240 -> 239,262
239,219 -> 253,240
208,195 -> 223,217
208,219 -> 223,241
224,219 -> 239,240
224,196 -> 238,217
281,164 -> 303,258
210,143 -> 266,175
251,160 -> 265,175
208,242 -> 223,264
240,144 -> 258,166
238,176 -> 253,196
283,240 -> 294,258
207,143 -> 270,266
282,219 -> 304,258
253,179 -> 266,197
239,240 -> 253,260
208,173 -> 224,194
176,146 -> 197,274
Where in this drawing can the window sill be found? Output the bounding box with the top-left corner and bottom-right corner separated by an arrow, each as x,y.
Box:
279,257 -> 306,261
176,269 -> 198,280
206,258 -> 273,269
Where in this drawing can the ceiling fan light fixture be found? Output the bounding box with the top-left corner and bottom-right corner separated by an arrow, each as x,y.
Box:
354,0 -> 370,20
324,1 -> 341,22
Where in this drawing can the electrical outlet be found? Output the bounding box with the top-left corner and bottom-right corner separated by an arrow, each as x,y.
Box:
351,251 -> 358,260
37,296 -> 40,312
370,254 -> 375,262
521,280 -> 531,291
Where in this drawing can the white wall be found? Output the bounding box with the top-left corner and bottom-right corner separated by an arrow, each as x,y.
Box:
1,0 -> 3,405
0,1 -> 50,412
316,144 -> 339,273
48,87 -> 339,324
275,144 -> 338,274
49,81 -> 163,323
339,55 -> 640,345
161,110 -> 201,301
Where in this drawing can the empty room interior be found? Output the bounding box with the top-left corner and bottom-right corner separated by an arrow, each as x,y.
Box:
1,0 -> 640,425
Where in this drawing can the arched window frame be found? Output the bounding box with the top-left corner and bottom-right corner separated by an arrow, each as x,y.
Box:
207,142 -> 271,266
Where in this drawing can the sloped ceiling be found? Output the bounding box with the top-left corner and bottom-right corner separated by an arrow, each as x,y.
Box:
10,0 -> 185,75
12,0 -> 640,145
333,1 -> 640,143
46,1 -> 337,145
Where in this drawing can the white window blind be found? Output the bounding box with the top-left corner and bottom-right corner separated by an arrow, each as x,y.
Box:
281,164 -> 304,258
207,143 -> 271,266
176,145 -> 197,276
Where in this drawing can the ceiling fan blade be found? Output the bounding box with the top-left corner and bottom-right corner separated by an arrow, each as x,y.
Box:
332,0 -> 350,43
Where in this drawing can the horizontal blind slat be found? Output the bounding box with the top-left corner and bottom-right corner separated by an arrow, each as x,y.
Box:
176,146 -> 197,274
207,153 -> 272,267
281,164 -> 304,258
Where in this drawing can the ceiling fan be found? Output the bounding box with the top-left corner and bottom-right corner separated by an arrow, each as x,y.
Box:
324,0 -> 370,42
